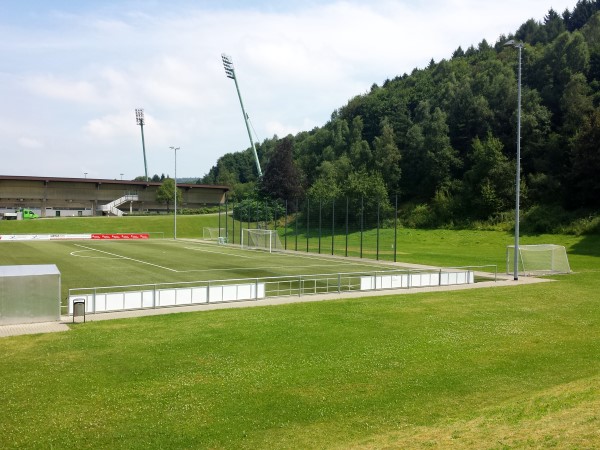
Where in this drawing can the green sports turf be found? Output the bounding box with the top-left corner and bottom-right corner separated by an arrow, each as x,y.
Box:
1,218 -> 599,448
0,238 -> 409,301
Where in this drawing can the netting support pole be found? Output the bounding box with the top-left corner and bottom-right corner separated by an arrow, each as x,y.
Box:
295,199 -> 299,251
360,196 -> 364,259
318,199 -> 322,254
331,199 -> 335,256
376,200 -> 380,261
345,197 -> 349,258
306,198 -> 310,253
285,200 -> 288,250
394,195 -> 398,263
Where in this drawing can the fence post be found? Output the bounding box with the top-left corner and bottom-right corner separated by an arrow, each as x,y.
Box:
318,199 -> 322,254
295,199 -> 299,251
256,278 -> 259,300
298,275 -> 302,297
345,197 -> 349,258
232,200 -> 235,244
93,288 -> 97,314
360,196 -> 364,259
331,198 -> 335,256
284,199 -> 288,250
306,198 -> 310,253
394,194 -> 398,263
207,281 -> 210,304
376,200 -> 380,261
338,273 -> 341,293
225,196 -> 228,240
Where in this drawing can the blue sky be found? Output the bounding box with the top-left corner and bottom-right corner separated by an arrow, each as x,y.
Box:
0,0 -> 577,180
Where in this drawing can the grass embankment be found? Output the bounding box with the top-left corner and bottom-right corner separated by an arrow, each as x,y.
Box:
0,217 -> 599,448
0,214 -> 224,239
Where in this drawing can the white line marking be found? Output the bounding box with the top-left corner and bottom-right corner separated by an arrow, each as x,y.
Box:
69,250 -> 120,259
73,244 -> 178,272
183,246 -> 252,258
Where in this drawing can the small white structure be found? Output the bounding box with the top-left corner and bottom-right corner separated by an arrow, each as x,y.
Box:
0,265 -> 61,325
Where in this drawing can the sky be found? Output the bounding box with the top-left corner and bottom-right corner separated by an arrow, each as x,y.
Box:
0,0 -> 578,181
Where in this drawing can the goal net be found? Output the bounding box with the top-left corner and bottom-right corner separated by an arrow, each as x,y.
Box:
241,229 -> 283,252
203,227 -> 226,241
506,244 -> 571,276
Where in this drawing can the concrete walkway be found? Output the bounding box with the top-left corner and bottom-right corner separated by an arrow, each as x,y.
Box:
0,321 -> 70,338
0,272 -> 550,338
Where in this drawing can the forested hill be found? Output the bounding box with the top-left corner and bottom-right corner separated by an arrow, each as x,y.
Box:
200,1 -> 600,229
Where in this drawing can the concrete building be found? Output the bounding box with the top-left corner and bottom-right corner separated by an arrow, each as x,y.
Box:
0,175 -> 229,218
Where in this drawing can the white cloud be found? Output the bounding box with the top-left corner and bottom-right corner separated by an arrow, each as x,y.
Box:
23,76 -> 101,104
1,0 -> 578,179
17,137 -> 44,149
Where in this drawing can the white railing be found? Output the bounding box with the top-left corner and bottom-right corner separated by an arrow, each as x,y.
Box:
65,266 -> 495,316
99,194 -> 139,216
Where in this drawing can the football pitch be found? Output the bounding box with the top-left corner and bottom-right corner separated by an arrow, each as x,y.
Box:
1,226 -> 599,448
0,238 -> 412,301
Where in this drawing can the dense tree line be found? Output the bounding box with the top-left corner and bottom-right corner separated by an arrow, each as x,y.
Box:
199,1 -> 600,228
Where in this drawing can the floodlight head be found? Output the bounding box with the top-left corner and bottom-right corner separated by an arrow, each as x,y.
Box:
135,108 -> 145,126
504,39 -> 524,48
221,53 -> 235,79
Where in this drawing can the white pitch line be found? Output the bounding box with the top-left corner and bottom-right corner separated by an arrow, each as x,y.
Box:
73,244 -> 178,272
69,250 -> 120,259
183,246 -> 252,258
267,250 -> 401,269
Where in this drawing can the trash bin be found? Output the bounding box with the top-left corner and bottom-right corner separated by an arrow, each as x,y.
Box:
72,298 -> 86,323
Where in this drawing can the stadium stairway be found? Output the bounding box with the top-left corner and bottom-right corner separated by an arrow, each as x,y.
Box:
98,194 -> 139,216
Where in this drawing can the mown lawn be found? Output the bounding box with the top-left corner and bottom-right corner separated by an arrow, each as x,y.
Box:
1,218 -> 599,448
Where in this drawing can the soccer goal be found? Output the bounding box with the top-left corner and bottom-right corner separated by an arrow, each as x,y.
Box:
506,244 -> 571,276
241,229 -> 283,252
202,227 -> 226,241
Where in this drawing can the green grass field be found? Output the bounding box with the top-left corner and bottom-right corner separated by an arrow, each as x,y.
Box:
1,215 -> 599,448
0,238 -> 407,302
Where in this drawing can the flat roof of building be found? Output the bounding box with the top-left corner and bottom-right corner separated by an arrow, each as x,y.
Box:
0,175 -> 230,191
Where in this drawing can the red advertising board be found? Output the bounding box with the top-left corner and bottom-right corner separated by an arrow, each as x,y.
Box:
91,234 -> 149,240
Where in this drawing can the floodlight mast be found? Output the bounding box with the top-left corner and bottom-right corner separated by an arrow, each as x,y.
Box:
221,54 -> 263,177
135,109 -> 149,182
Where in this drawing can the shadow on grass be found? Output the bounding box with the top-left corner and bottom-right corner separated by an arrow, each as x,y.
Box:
569,234 -> 600,258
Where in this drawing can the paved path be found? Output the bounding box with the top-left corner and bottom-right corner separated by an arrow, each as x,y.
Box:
0,321 -> 70,338
0,272 -> 550,338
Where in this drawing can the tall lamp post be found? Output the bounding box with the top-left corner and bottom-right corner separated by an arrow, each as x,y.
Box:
504,39 -> 524,281
170,146 -> 180,240
221,53 -> 263,177
136,109 -> 149,182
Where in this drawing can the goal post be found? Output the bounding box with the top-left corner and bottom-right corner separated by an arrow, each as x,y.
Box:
241,229 -> 283,252
202,227 -> 226,241
506,244 -> 571,276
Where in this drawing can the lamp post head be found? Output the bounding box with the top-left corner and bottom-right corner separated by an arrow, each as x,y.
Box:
221,53 -> 235,79
504,39 -> 524,49
135,108 -> 145,126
